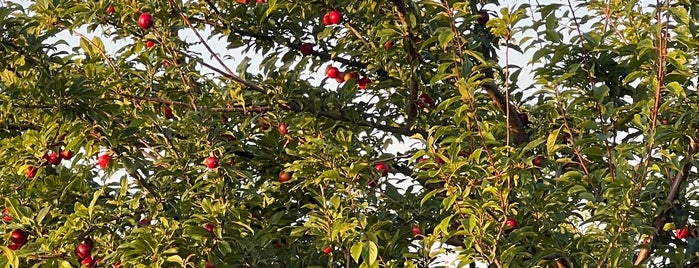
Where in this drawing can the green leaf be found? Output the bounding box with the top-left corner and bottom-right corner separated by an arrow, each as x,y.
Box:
351,242 -> 363,263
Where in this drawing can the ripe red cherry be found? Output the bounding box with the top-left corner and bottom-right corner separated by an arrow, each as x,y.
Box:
326,67 -> 340,79
476,10 -> 489,25
106,6 -> 115,14
98,154 -> 111,169
205,261 -> 215,268
146,40 -> 155,48
60,149 -> 73,160
412,225 -> 421,236
204,223 -> 215,232
385,41 -> 394,49
323,246 -> 332,255
47,151 -> 61,165
2,208 -> 11,222
26,166 -> 37,178
113,261 -> 121,268
299,43 -> 313,56
138,13 -> 155,30
237,0 -> 249,3
256,0 -> 265,3
357,77 -> 371,89
139,218 -> 151,226
322,13 -> 332,25
75,243 -> 93,260
334,72 -> 345,83
8,243 -> 22,250
277,122 -> 288,135
661,118 -> 669,125
81,256 -> 95,267
374,162 -> 389,176
10,229 -> 28,245
504,218 -> 518,231
533,155 -> 545,167
417,93 -> 434,108
164,105 -> 174,119
676,227 -> 693,239
204,156 -> 219,169
279,171 -> 291,182
327,10 -> 343,25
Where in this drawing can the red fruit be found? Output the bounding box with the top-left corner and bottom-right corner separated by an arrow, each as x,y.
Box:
274,241 -> 283,248
385,41 -> 394,49
26,166 -> 37,178
8,243 -> 22,250
205,261 -> 215,268
2,208 -> 10,222
412,225 -> 421,236
106,6 -> 115,14
163,60 -> 171,67
138,13 -> 155,30
75,243 -> 93,260
435,157 -> 445,165
47,151 -> 61,165
323,246 -> 332,255
676,227 -> 693,239
146,40 -> 155,48
84,237 -> 94,249
204,223 -> 215,232
139,218 -> 151,226
204,156 -> 219,169
334,72 -> 345,83
256,0 -> 265,3
299,43 -> 313,56
661,118 -> 668,125
279,171 -> 291,182
114,261 -> 121,268
278,122 -> 288,135
10,229 -> 28,245
357,77 -> 371,89
344,72 -> 359,82
504,218 -> 518,231
374,162 -> 389,176
237,0 -> 249,3
164,106 -> 173,119
327,10 -> 343,25
533,155 -> 545,167
81,256 -> 95,267
476,10 -> 489,25
98,154 -> 111,169
326,67 -> 340,79
417,93 -> 434,108
60,150 -> 73,160
322,13 -> 331,25
518,113 -> 530,125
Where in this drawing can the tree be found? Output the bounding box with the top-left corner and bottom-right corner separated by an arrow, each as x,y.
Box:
1,0 -> 698,267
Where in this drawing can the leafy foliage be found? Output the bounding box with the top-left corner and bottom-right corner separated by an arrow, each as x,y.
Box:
2,0 -> 699,267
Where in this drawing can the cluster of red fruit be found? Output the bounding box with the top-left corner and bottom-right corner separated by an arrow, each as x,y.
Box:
325,67 -> 371,89
322,10 -> 343,26
8,229 -> 28,250
676,225 -> 695,240
75,238 -> 98,267
25,149 -> 74,179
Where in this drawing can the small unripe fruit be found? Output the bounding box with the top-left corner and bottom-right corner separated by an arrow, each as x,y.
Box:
374,162 -> 389,176
344,72 -> 359,82
10,229 -> 28,245
299,43 -> 313,56
2,208 -> 11,222
98,154 -> 111,169
138,13 -> 154,30
334,72 -> 345,83
204,156 -> 219,169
